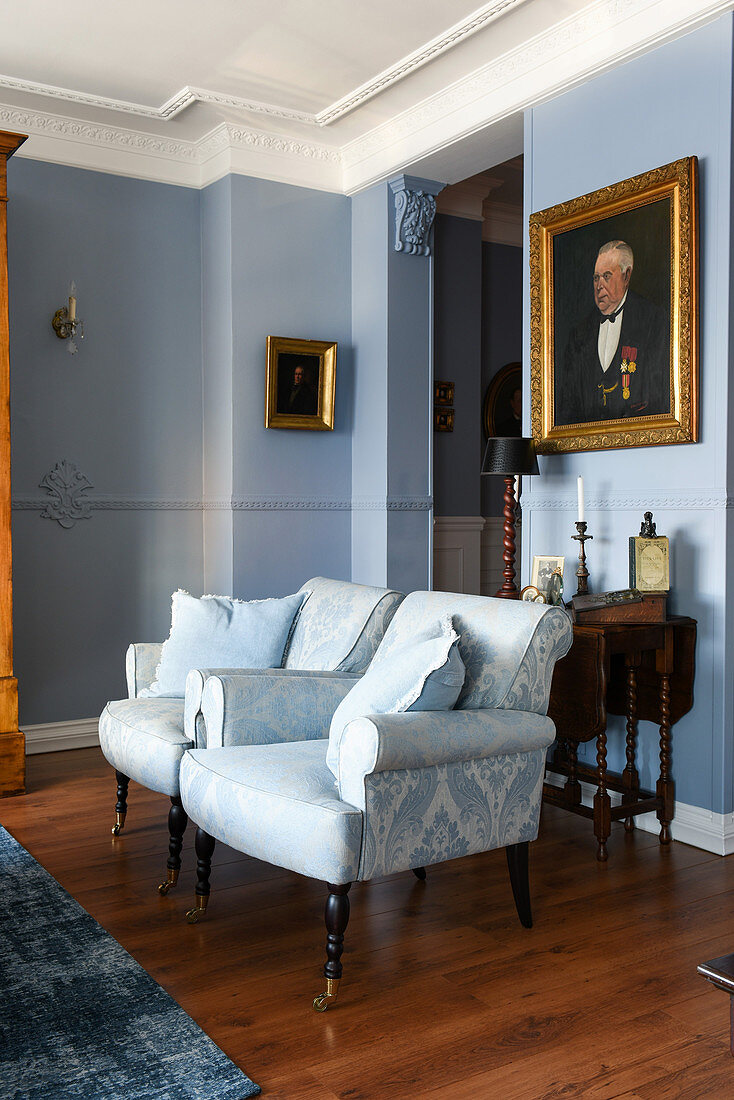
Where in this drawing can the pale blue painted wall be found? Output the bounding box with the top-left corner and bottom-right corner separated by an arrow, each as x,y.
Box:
228,175 -> 352,597
201,177 -> 234,595
481,241 -> 523,517
351,184 -> 389,586
433,214 -> 482,518
7,159 -> 204,724
524,17 -> 734,813
351,180 -> 438,595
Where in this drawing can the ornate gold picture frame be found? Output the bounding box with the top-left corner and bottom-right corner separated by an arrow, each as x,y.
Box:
529,157 -> 698,453
265,336 -> 337,431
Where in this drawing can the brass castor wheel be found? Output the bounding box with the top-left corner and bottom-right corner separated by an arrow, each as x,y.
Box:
111,812 -> 126,837
185,896 -> 208,924
157,868 -> 179,896
111,823 -> 123,836
312,978 -> 339,1012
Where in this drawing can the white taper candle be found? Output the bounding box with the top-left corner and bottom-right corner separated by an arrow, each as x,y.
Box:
577,476 -> 585,522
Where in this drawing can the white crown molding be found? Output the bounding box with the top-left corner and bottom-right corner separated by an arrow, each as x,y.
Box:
0,2 -> 527,130
4,0 -> 731,193
340,0 -> 734,193
313,0 -> 528,125
544,772 -> 734,856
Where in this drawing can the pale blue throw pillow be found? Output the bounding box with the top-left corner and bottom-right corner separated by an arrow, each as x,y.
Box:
326,615 -> 465,778
145,589 -> 307,697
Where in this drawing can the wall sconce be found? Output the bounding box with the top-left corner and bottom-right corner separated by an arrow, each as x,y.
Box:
51,282 -> 84,354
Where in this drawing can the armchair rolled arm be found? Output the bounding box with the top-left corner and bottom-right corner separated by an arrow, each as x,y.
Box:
337,709 -> 556,809
125,643 -> 163,698
201,670 -> 360,749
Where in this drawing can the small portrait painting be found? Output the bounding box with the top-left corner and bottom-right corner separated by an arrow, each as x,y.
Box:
529,157 -> 698,453
484,362 -> 521,439
276,354 -> 320,417
265,336 -> 337,431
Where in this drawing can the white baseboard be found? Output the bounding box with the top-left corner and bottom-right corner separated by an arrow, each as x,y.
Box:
545,772 -> 734,856
24,718 -> 100,755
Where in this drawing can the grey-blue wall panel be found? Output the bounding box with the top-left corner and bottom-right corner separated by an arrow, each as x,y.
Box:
524,15 -> 734,814
7,159 -> 204,724
433,214 -> 482,518
228,176 -> 352,596
481,241 -> 523,517
201,177 -> 234,593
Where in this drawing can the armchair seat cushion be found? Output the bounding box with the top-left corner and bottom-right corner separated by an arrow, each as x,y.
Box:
99,698 -> 190,798
180,742 -> 363,884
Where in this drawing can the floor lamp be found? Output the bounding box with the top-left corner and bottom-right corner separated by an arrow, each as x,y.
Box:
481,437 -> 539,599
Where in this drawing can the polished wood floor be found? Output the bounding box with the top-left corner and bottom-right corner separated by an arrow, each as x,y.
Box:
3,748 -> 734,1098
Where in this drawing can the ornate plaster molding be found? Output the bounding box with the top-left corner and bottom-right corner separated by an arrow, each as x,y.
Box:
390,176 -> 443,256
39,461 -> 93,528
525,489 -> 732,511
0,2 -> 527,128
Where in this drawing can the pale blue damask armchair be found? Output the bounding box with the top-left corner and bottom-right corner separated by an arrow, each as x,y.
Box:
179,591 -> 573,1010
98,577 -> 403,894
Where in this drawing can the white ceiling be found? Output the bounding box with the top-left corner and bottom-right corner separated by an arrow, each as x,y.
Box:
0,0 -> 730,192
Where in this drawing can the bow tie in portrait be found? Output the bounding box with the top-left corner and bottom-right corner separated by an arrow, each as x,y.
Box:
599,305 -> 623,324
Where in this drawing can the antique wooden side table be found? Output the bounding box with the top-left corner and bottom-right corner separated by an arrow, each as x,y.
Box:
544,617 -> 696,861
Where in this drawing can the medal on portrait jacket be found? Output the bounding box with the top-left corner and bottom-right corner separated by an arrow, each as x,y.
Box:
620,346 -> 637,400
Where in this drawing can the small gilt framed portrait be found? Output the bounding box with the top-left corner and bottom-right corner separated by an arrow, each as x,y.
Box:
265,336 -> 337,431
529,157 -> 698,453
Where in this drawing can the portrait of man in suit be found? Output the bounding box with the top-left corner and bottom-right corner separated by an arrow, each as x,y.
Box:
276,352 -> 320,417
555,238 -> 670,427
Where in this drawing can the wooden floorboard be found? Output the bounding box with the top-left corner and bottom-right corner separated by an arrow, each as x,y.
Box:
2,747 -> 734,1098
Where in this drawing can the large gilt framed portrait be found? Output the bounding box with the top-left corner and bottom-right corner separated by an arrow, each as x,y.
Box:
265,336 -> 337,431
529,157 -> 698,453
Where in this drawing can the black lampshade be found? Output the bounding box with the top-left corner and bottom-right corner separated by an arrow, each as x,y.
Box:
481,436 -> 539,476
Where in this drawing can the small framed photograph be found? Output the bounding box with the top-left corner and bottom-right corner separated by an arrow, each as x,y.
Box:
531,555 -> 565,599
265,336 -> 337,430
434,380 -> 455,406
434,408 -> 454,432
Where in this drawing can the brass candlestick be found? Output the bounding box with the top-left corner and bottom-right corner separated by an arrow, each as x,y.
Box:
572,521 -> 593,596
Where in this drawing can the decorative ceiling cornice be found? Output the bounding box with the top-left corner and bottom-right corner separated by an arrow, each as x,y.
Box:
0,1 -> 527,129
4,0 -> 731,194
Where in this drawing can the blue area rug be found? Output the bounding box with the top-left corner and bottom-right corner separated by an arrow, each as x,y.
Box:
0,824 -> 260,1099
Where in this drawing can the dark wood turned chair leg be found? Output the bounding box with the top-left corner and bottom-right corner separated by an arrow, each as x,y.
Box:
506,842 -> 532,929
157,796 -> 188,895
412,867 -> 427,881
111,771 -> 129,835
185,827 -> 216,922
313,882 -> 352,1011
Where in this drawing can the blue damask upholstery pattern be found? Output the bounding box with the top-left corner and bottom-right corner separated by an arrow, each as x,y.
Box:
99,698 -> 190,797
375,592 -> 570,714
179,742 -> 363,883
284,577 -> 403,673
201,670 -> 359,749
125,643 -> 163,698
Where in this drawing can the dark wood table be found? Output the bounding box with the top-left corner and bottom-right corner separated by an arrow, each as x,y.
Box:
544,616 -> 696,861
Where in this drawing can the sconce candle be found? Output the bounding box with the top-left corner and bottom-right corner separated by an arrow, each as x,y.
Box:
68,294 -> 76,322
577,476 -> 585,523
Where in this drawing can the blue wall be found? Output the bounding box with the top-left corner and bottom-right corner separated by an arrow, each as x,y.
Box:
433,213 -> 482,517
524,17 -> 734,813
228,175 -> 353,598
7,159 -> 204,724
481,241 -> 523,517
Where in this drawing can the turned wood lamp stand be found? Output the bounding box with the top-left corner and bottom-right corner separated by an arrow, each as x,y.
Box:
481,436 -> 540,599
